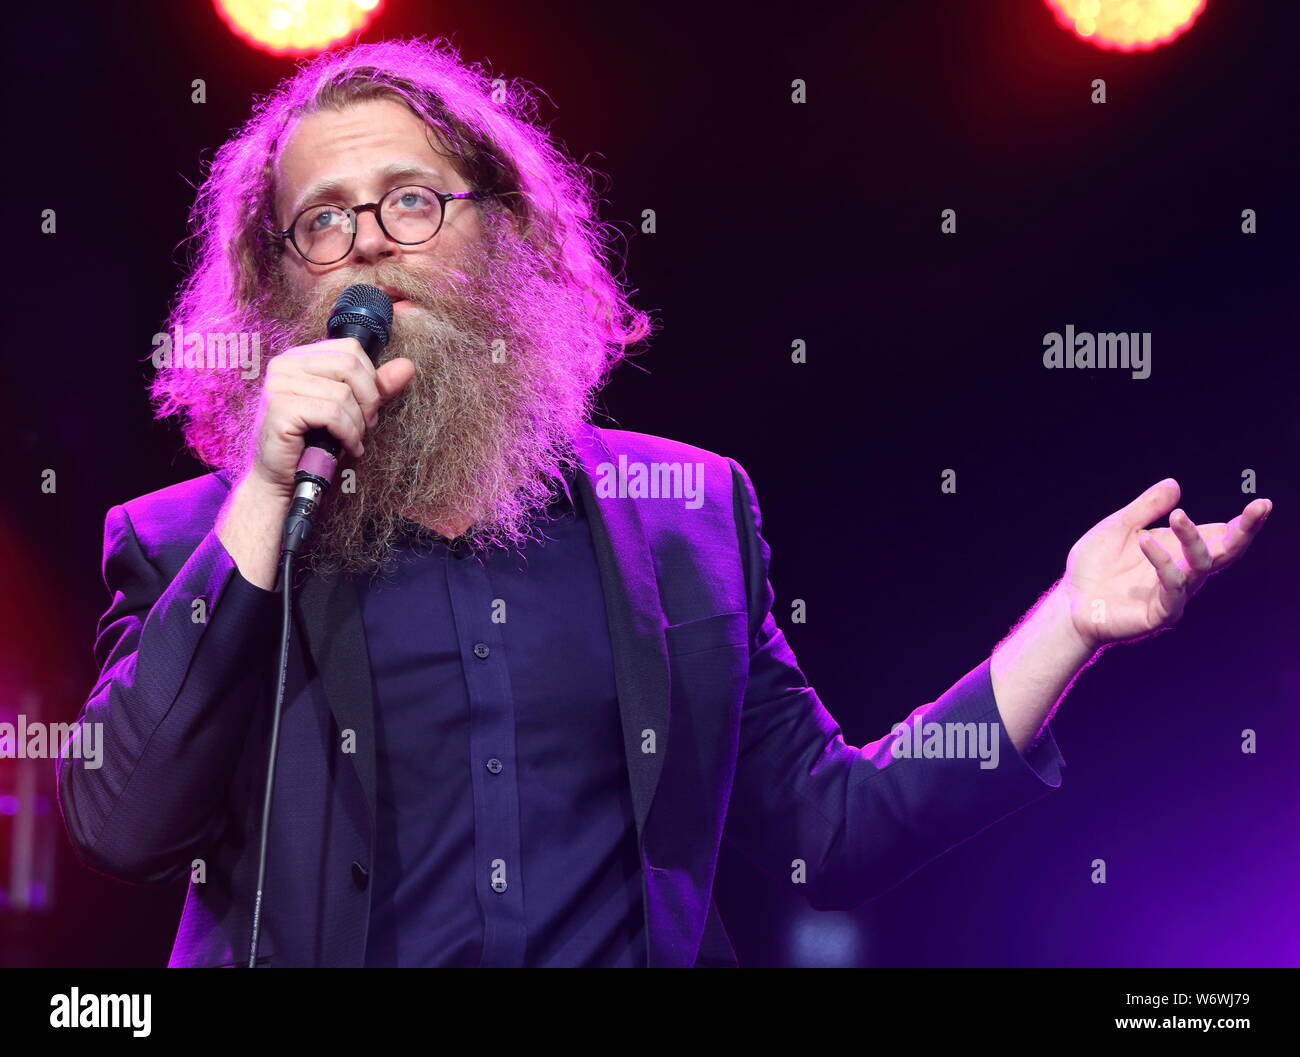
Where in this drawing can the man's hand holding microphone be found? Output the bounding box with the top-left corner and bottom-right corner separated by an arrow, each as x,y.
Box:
216,285 -> 414,589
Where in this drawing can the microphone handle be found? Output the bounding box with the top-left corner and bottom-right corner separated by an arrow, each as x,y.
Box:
282,320 -> 385,555
300,427 -> 342,460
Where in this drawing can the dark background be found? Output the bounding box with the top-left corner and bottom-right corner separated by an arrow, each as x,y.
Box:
2,0 -> 1296,967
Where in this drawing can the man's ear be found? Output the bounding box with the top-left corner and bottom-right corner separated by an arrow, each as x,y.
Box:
489,191 -> 525,233
498,201 -> 522,234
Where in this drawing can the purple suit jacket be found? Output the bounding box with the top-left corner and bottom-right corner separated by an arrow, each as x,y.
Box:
57,424 -> 1064,967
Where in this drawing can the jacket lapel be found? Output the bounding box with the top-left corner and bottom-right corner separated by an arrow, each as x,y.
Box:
571,425 -> 671,843
295,566 -> 377,833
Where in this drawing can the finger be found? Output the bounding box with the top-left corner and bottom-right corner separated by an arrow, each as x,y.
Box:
1220,497 -> 1273,565
271,383 -> 366,458
1119,478 -> 1180,530
1169,508 -> 1213,578
295,396 -> 366,459
297,337 -> 377,374
273,370 -> 360,413
1189,523 -> 1231,568
1139,531 -> 1187,595
376,357 -> 417,403
268,372 -> 367,443
280,349 -> 383,427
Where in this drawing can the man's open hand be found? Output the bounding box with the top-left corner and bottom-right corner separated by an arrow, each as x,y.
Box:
1061,478 -> 1272,649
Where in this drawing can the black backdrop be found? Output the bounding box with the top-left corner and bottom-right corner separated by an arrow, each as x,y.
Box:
2,0 -> 1297,967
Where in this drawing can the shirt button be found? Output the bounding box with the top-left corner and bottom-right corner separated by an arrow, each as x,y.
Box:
473,642 -> 490,659
491,877 -> 508,893
486,757 -> 503,774
351,861 -> 369,890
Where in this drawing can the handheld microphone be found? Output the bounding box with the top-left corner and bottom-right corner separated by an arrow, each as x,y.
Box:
281,283 -> 393,556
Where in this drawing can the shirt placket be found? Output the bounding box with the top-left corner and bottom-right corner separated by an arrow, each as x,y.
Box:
446,552 -> 527,967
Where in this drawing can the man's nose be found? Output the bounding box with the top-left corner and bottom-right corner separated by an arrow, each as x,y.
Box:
349,208 -> 398,262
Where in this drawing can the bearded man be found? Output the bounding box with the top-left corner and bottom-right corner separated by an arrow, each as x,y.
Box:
56,39 -> 1271,968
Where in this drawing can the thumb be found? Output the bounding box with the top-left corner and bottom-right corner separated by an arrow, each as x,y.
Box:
1118,477 -> 1180,530
375,357 -> 416,403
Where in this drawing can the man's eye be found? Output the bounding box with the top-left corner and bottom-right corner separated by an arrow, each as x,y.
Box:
309,209 -> 344,231
395,191 -> 434,211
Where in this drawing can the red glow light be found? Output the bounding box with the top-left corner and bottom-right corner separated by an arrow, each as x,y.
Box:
213,0 -> 383,57
1044,0 -> 1207,52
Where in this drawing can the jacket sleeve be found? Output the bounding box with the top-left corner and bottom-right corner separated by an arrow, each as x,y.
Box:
720,457 -> 1065,912
56,502 -> 281,884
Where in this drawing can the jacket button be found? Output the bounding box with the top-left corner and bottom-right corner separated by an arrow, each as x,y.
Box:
351,861 -> 369,890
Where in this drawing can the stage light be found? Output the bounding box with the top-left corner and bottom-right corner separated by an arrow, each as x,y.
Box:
213,0 -> 384,57
1044,0 -> 1206,51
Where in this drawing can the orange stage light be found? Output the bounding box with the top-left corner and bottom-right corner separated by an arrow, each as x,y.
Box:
213,0 -> 383,57
1044,0 -> 1206,52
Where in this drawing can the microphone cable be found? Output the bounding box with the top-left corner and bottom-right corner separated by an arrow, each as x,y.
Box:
247,284 -> 393,967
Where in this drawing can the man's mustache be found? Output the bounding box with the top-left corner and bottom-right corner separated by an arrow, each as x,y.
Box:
296,266 -> 446,320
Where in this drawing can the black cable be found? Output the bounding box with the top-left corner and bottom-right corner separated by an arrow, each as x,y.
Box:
248,550 -> 294,967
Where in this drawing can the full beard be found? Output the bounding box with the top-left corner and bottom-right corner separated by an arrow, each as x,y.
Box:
263,209 -> 605,575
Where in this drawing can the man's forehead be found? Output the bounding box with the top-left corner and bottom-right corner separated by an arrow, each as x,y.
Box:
275,100 -> 456,210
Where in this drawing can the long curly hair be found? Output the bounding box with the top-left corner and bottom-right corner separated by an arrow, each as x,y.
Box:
151,36 -> 650,471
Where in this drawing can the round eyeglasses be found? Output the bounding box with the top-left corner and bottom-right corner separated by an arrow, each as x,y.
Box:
274,184 -> 493,265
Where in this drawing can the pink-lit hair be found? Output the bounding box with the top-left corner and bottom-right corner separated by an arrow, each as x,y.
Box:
151,37 -> 650,471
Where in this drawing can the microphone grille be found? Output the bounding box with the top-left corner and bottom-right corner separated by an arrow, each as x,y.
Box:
334,283 -> 395,321
328,283 -> 394,349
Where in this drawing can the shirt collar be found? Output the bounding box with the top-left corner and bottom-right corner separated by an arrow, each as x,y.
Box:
393,463 -> 579,542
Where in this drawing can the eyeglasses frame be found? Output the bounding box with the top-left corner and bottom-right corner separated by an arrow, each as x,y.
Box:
273,184 -> 495,264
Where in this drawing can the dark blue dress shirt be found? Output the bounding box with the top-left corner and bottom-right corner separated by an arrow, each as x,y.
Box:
357,473 -> 647,967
